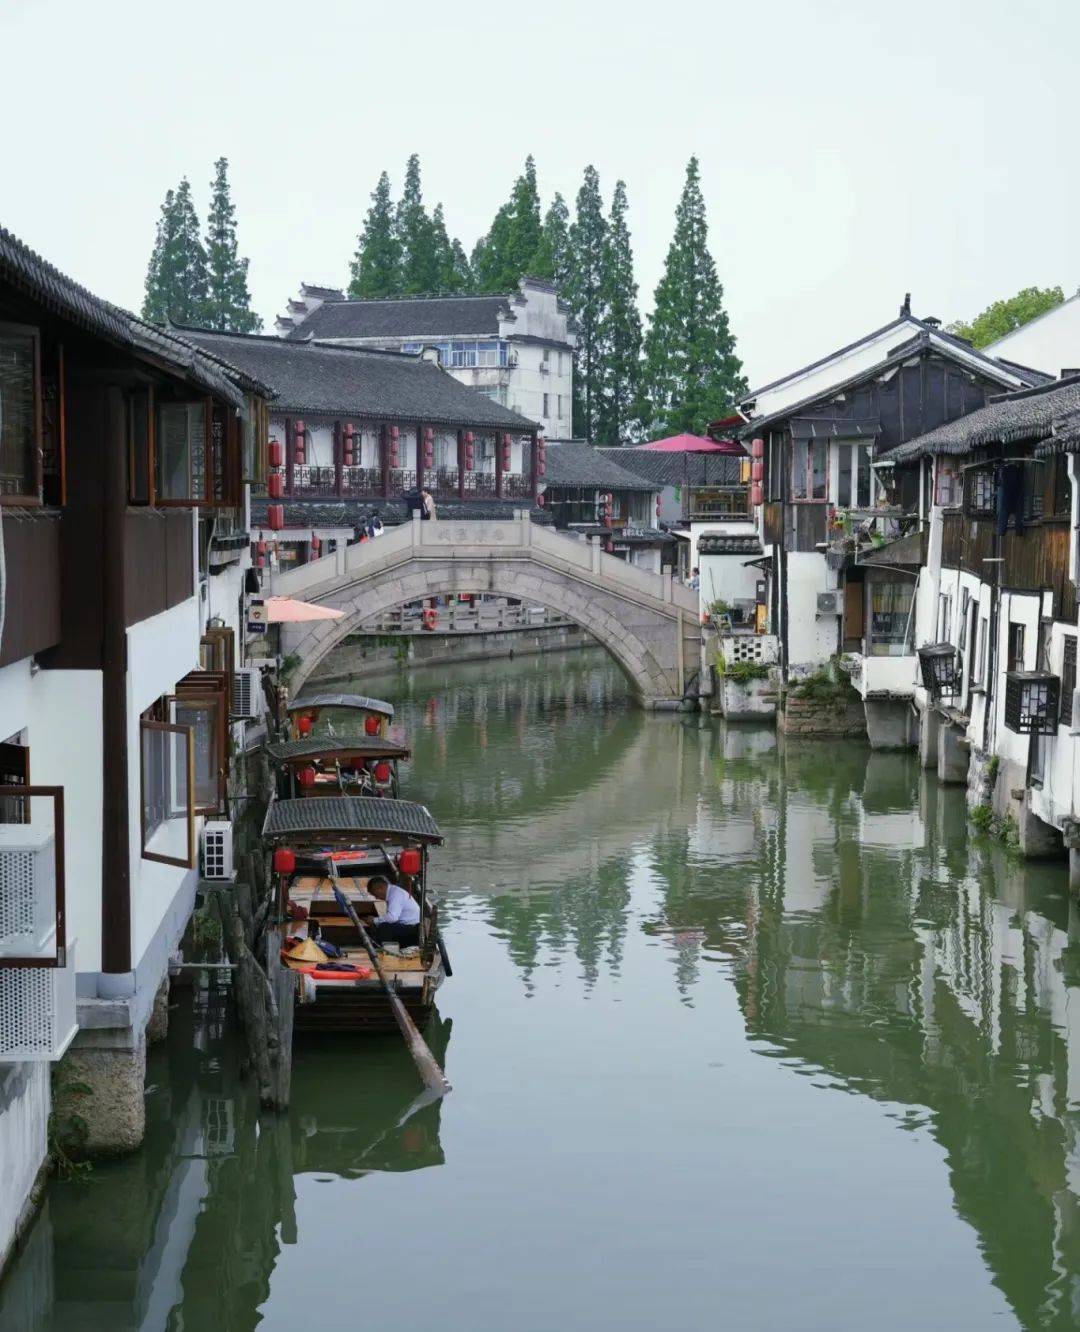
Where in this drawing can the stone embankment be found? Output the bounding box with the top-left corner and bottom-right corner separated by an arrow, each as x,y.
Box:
778,691 -> 867,738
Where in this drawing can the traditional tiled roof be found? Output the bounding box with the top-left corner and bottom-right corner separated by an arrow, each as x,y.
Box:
543,442 -> 656,491
177,327 -> 537,430
0,225 -> 250,408
598,447 -> 743,487
287,294 -> 513,341
889,376 -> 1080,462
262,796 -> 442,843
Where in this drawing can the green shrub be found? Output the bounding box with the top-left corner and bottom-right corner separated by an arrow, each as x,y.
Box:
987,755 -> 1000,784
969,804 -> 994,832
724,660 -> 771,684
791,671 -> 852,703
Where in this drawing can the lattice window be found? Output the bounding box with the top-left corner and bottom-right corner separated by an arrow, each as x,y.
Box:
1061,637 -> 1077,727
965,467 -> 995,517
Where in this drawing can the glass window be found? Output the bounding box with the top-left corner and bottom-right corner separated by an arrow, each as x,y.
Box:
1062,636 -> 1077,726
543,393 -> 549,418
169,694 -> 225,814
834,441 -> 872,507
157,402 -> 207,501
141,719 -> 195,868
0,323 -> 40,502
869,580 -> 915,656
837,447 -> 852,506
793,440 -> 827,499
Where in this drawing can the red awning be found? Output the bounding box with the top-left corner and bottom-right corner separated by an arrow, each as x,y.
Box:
639,432 -> 745,455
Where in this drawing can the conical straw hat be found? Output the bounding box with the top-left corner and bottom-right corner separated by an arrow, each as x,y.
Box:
285,937 -> 329,965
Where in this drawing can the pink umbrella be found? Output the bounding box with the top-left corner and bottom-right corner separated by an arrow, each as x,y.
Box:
264,597 -> 345,623
638,432 -> 745,455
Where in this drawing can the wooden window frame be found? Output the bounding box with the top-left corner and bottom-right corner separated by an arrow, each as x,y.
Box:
140,719 -> 196,869
153,395 -> 238,509
167,690 -> 226,816
200,627 -> 235,680
0,319 -> 43,507
791,438 -> 828,502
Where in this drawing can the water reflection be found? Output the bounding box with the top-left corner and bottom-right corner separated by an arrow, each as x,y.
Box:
8,648 -> 1080,1329
0,990 -> 450,1331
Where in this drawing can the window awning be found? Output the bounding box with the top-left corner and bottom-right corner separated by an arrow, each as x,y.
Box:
790,418 -> 882,439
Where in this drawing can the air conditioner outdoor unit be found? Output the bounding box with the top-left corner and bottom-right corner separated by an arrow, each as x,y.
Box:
202,821 -> 235,880
232,667 -> 261,720
0,940 -> 77,1062
0,823 -> 57,959
816,591 -> 841,617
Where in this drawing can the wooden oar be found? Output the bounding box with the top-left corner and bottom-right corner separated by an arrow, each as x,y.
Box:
330,879 -> 451,1097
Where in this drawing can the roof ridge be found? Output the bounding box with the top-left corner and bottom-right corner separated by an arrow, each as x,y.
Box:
319,292 -> 511,307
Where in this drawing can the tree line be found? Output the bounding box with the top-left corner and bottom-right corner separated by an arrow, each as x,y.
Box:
348,154 -> 745,441
143,158 -> 261,333
141,153 -> 746,441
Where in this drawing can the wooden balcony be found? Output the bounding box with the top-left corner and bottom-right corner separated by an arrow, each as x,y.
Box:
285,464 -> 534,502
0,509 -> 61,666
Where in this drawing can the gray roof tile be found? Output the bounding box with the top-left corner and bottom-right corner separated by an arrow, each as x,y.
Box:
179,327 -> 537,430
543,442 -> 656,491
889,376 -> 1080,461
289,294 -> 511,340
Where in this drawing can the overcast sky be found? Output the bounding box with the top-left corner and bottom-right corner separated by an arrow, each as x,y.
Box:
1,0 -> 1076,387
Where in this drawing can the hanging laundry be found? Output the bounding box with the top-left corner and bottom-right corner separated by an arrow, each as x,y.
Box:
996,463 -> 1025,537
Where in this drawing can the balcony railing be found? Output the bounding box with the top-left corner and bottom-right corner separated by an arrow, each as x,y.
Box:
686,487 -> 752,520
282,464 -> 533,502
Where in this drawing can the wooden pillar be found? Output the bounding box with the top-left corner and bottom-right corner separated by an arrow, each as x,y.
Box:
380,424 -> 390,498
457,429 -> 466,500
495,431 -> 504,499
102,385 -> 131,973
530,429 -> 539,501
284,416 -> 294,494
333,420 -> 343,497
416,422 -> 426,495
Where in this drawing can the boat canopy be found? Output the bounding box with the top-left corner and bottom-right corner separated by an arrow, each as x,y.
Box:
288,693 -> 395,720
263,796 -> 443,844
265,737 -> 411,764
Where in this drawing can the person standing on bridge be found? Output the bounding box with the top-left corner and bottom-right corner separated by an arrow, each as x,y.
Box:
421,488 -> 436,521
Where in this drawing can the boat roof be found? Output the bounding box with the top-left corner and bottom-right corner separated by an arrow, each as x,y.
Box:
263,796 -> 443,844
287,692 -> 395,719
265,737 -> 411,764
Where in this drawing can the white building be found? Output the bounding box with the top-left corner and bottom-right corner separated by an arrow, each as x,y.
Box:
982,294 -> 1080,381
276,276 -> 575,442
0,228 -> 267,1276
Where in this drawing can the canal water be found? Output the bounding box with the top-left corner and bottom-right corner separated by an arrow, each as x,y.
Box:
4,647 -> 1080,1330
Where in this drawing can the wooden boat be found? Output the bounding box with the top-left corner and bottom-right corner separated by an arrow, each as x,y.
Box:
262,795 -> 447,1033
287,692 -> 395,740
265,736 -> 411,799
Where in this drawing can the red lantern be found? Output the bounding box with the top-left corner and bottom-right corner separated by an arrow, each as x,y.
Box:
751,437 -> 765,460
751,481 -> 764,507
311,532 -> 321,554
273,847 -> 296,875
465,444 -> 475,471
343,423 -> 356,466
538,460 -> 545,477
751,458 -> 764,483
398,848 -> 422,876
257,554 -> 266,569
364,715 -> 380,736
268,438 -> 284,468
297,766 -> 317,788
268,472 -> 284,498
537,492 -> 545,507
388,426 -> 400,469
464,431 -> 474,446
257,540 -> 268,555
297,714 -> 313,735
294,420 -> 306,465
373,761 -> 392,783
268,504 -> 284,531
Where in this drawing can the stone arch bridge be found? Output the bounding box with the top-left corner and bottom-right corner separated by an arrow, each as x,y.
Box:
266,513 -> 701,707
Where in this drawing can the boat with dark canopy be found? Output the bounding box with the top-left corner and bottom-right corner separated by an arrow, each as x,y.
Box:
265,736 -> 411,799
286,693 -> 395,739
262,795 -> 448,1032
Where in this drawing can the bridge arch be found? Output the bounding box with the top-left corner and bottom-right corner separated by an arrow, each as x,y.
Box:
270,518 -> 700,708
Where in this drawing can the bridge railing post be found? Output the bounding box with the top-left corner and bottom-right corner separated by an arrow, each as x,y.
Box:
520,508 -> 532,547
590,537 -> 602,575
411,509 -> 422,548
662,570 -> 673,603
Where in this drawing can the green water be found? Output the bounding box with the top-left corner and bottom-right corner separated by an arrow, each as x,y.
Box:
4,647 -> 1080,1330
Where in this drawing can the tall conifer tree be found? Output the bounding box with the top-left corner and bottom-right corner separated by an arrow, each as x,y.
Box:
142,177 -> 208,325
567,166 -> 608,442
531,192 -> 571,293
471,201 -> 514,294
471,156 -> 545,293
396,154 -> 440,296
204,157 -> 261,331
596,181 -> 643,444
642,157 -> 744,434
348,171 -> 401,299
431,204 -> 471,294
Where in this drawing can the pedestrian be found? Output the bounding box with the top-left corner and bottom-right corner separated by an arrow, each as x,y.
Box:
688,566 -> 700,591
421,488 -> 436,521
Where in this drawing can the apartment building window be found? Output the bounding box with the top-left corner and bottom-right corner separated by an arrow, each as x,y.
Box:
1061,635 -> 1077,727
157,401 -> 208,501
0,322 -> 41,503
543,393 -> 550,419
557,394 -> 564,420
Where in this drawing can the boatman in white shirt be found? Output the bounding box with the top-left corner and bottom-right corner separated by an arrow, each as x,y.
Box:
365,874 -> 421,948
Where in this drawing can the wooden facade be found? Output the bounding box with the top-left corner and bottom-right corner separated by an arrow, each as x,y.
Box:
0,509 -> 61,666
